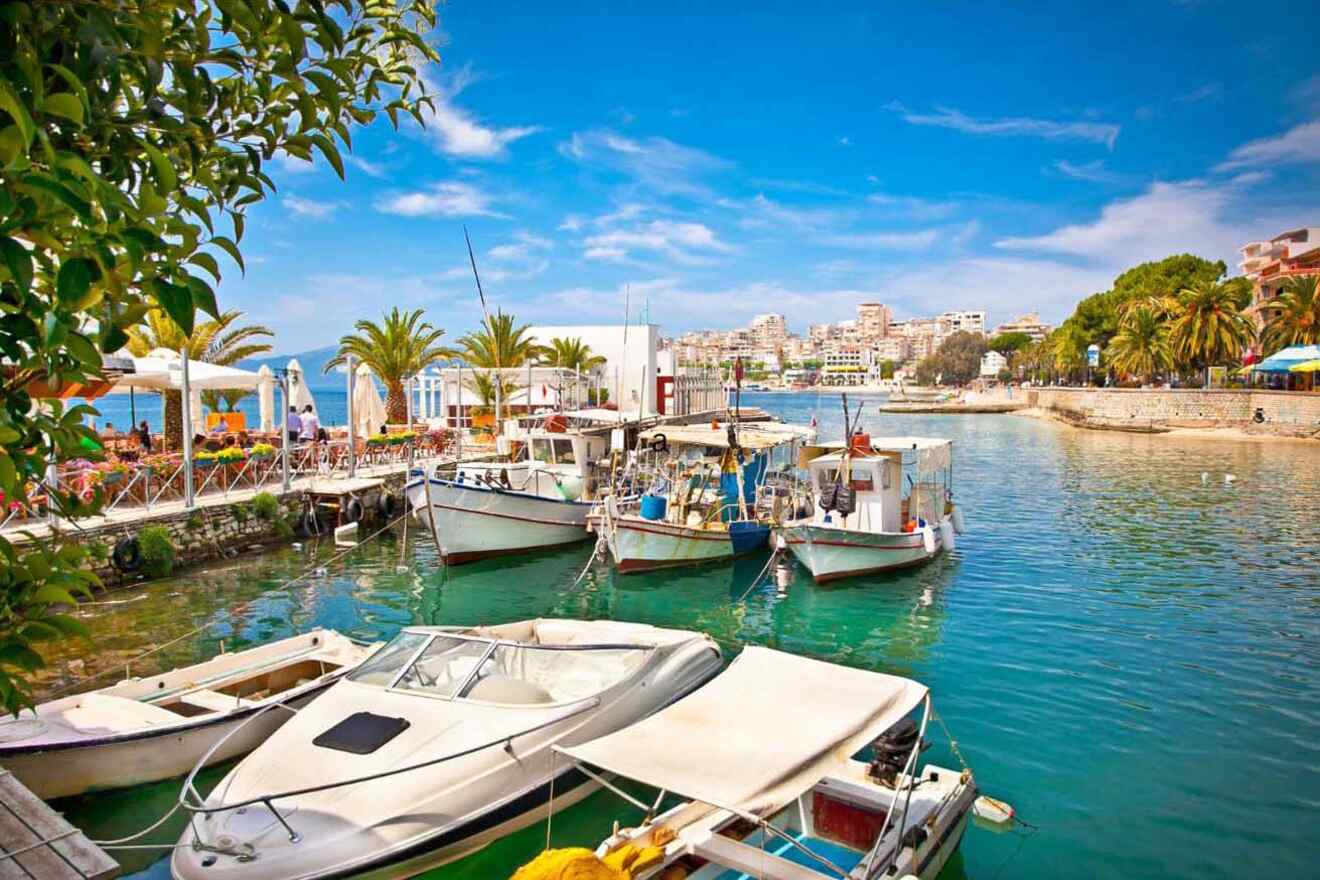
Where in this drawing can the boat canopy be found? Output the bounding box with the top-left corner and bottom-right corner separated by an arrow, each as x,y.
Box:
805,437 -> 952,471
639,423 -> 815,451
557,646 -> 928,818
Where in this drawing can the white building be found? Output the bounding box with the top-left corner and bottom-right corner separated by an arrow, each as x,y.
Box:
992,312 -> 1052,342
980,350 -> 1008,378
939,310 -> 987,337
530,324 -> 659,415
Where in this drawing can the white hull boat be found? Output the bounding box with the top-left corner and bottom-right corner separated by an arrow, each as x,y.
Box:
601,514 -> 745,573
406,426 -> 610,564
172,618 -> 723,880
406,476 -> 592,563
783,435 -> 964,584
781,517 -> 948,583
542,646 -> 983,880
0,630 -> 373,800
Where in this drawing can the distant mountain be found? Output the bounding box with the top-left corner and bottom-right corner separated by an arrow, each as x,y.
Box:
239,346 -> 345,391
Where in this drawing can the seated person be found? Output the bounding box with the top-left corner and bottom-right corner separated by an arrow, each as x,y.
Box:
222,434 -> 237,448
135,421 -> 152,451
101,420 -> 119,438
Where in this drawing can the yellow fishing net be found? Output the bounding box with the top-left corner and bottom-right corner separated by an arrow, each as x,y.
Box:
511,831 -> 677,880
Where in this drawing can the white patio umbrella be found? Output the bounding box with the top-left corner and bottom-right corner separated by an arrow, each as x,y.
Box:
257,365 -> 275,432
353,364 -> 388,437
285,358 -> 318,419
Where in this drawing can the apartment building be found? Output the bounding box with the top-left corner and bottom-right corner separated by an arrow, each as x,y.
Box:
855,302 -> 892,342
991,312 -> 1052,342
1240,227 -> 1320,341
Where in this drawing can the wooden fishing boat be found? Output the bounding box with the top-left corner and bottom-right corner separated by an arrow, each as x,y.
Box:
779,436 -> 966,583
594,422 -> 815,574
0,629 -> 374,799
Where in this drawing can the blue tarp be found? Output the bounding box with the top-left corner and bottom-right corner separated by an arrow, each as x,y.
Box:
1255,344 -> 1320,373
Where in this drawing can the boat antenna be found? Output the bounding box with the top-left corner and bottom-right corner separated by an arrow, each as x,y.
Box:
619,283 -> 630,424
464,225 -> 501,429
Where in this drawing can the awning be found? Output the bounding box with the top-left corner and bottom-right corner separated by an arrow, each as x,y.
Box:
558,647 -> 928,818
640,423 -> 815,451
1288,359 -> 1320,373
1254,344 -> 1320,373
803,437 -> 953,471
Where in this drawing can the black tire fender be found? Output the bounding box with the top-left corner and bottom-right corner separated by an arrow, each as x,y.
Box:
112,537 -> 143,572
344,497 -> 364,524
377,492 -> 398,518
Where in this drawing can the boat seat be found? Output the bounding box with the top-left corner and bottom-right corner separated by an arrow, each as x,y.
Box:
691,832 -> 833,880
465,674 -> 553,704
177,689 -> 255,713
55,693 -> 183,732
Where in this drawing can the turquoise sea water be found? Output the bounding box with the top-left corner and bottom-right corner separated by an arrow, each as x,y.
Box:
43,392 -> 1320,879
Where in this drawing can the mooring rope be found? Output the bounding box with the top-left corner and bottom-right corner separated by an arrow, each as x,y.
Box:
49,511 -> 409,699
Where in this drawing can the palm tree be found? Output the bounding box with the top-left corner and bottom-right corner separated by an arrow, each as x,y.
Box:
126,309 -> 274,447
1050,326 -> 1088,383
457,310 -> 539,430
324,308 -> 454,423
540,337 -> 606,373
1105,305 -> 1173,385
458,310 -> 540,369
1260,274 -> 1320,355
1168,280 -> 1254,385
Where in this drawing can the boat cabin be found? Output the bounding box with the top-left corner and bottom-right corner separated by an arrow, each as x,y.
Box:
802,437 -> 952,533
456,429 -> 606,501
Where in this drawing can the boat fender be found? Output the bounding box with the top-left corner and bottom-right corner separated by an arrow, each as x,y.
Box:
972,795 -> 1015,826
649,433 -> 668,453
112,537 -> 143,572
500,468 -> 513,489
343,497 -> 364,524
922,525 -> 936,554
835,485 -> 856,516
818,483 -> 838,512
377,492 -> 398,518
952,505 -> 966,535
939,518 -> 956,552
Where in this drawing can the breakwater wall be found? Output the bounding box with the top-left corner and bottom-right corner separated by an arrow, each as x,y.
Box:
55,472 -> 410,588
1028,388 -> 1320,437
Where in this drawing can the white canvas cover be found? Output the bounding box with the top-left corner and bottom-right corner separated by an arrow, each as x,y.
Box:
353,364 -> 388,436
640,423 -> 815,451
558,646 -> 928,817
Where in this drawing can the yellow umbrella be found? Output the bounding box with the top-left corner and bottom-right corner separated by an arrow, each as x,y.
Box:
1288,359 -> 1320,372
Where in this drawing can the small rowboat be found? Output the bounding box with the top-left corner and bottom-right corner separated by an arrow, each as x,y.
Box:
0,629 -> 375,800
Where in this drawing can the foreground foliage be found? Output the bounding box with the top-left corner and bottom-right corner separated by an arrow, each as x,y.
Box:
0,0 -> 438,713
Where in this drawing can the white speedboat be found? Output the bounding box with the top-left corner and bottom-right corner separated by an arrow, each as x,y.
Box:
595,422 -> 815,573
0,630 -> 372,800
171,618 -> 723,880
545,647 -> 982,880
779,436 -> 965,583
406,423 -> 609,564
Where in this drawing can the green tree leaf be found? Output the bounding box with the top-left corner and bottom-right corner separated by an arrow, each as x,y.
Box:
151,278 -> 195,336
40,92 -> 84,125
55,257 -> 93,304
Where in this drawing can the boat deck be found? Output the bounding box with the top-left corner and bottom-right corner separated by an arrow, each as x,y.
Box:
0,769 -> 118,879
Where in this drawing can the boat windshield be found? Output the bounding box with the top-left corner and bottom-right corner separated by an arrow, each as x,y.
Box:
348,631 -> 650,704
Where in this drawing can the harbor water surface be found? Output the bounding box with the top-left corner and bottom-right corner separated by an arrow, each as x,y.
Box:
45,393 -> 1320,879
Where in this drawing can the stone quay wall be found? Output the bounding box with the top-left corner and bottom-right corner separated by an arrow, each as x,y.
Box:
1027,388 -> 1320,437
61,472 -> 411,588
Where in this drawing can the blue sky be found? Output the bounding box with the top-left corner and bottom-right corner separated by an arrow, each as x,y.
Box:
223,0 -> 1320,352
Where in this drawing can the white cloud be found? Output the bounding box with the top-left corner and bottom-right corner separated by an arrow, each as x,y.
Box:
418,67 -> 541,159
722,194 -> 848,232
867,192 -> 960,221
1175,82 -> 1222,104
347,156 -> 388,179
837,136 -> 852,147
374,181 -> 504,218
995,180 -> 1240,262
886,100 -> 1120,149
1215,120 -> 1320,171
581,219 -> 731,265
284,195 -> 344,219
488,232 -> 553,261
819,229 -> 943,250
559,129 -> 731,196
1050,159 -> 1134,185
